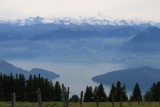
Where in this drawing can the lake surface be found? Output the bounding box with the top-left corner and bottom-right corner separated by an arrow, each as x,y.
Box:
8,60 -> 126,96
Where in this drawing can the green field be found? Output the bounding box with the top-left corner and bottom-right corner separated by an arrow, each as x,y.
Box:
0,102 -> 160,107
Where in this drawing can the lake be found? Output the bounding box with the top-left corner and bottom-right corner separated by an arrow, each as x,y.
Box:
8,60 -> 126,96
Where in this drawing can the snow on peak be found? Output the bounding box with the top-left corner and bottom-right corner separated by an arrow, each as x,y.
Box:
0,16 -> 160,27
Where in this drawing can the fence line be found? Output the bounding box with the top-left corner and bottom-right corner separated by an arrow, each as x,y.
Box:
1,87 -> 160,107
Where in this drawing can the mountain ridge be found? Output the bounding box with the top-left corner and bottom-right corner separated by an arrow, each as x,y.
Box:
0,16 -> 160,27
0,60 -> 60,80
92,66 -> 160,92
125,26 -> 160,51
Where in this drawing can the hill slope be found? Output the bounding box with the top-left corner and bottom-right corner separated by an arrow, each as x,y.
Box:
92,66 -> 160,92
0,60 -> 60,80
30,68 -> 60,80
126,27 -> 160,51
0,60 -> 29,76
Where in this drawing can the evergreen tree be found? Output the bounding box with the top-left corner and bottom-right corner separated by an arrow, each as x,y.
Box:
26,75 -> 34,101
150,82 -> 160,101
54,81 -> 62,101
144,91 -> 152,101
108,84 -> 116,102
108,82 -> 128,102
0,73 -> 58,102
115,81 -> 122,101
144,82 -> 160,101
97,83 -> 107,102
48,80 -> 55,101
17,74 -> 26,101
93,86 -> 98,102
3,74 -> 13,101
0,73 -> 3,100
132,83 -> 142,101
84,86 -> 93,102
122,84 -> 128,101
9,73 -> 15,93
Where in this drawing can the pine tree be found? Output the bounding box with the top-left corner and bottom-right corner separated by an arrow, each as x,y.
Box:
122,84 -> 128,101
3,74 -> 11,101
26,75 -> 34,101
132,83 -> 142,101
84,86 -> 93,102
97,83 -> 107,102
9,73 -> 15,93
17,74 -> 26,101
93,86 -> 98,102
0,73 -> 58,102
48,80 -> 55,101
0,73 -> 3,100
150,82 -> 160,101
108,84 -> 116,102
115,81 -> 122,101
144,82 -> 160,101
144,91 -> 152,101
54,81 -> 62,101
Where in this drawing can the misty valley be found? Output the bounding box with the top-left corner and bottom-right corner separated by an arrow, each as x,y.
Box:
0,17 -> 160,103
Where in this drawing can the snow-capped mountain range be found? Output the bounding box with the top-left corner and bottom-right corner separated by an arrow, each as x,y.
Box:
0,16 -> 160,27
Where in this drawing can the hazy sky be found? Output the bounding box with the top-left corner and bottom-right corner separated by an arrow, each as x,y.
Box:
0,0 -> 160,21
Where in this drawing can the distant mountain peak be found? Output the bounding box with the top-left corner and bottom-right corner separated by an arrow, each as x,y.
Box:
0,16 -> 160,27
0,59 -> 9,64
145,26 -> 160,33
0,60 -> 16,68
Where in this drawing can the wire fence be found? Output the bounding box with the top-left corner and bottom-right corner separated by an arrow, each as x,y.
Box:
0,87 -> 160,107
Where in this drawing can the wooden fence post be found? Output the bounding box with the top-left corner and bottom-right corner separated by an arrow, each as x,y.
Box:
96,96 -> 99,107
96,87 -> 99,107
112,93 -> 114,107
80,91 -> 83,107
11,92 -> 16,107
159,96 -> 160,106
120,94 -> 122,107
62,84 -> 66,107
149,96 -> 151,105
37,88 -> 42,107
66,87 -> 69,107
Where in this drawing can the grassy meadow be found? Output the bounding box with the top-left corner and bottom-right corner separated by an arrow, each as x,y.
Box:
0,102 -> 160,107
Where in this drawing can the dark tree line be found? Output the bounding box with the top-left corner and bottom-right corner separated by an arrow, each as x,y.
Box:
83,81 -> 144,102
0,73 -> 62,102
108,81 -> 128,102
1,73 -> 160,102
84,83 -> 107,102
144,82 -> 160,101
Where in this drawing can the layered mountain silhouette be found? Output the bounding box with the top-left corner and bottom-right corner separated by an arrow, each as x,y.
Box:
0,60 -> 60,80
92,66 -> 160,92
126,27 -> 160,51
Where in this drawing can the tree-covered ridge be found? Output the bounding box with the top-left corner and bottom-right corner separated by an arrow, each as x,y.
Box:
0,73 -> 62,102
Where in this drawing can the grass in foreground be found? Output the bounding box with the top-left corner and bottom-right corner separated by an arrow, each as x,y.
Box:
0,101 -> 160,107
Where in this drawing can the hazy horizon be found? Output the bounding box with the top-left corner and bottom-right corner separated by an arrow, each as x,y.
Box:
0,0 -> 160,22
